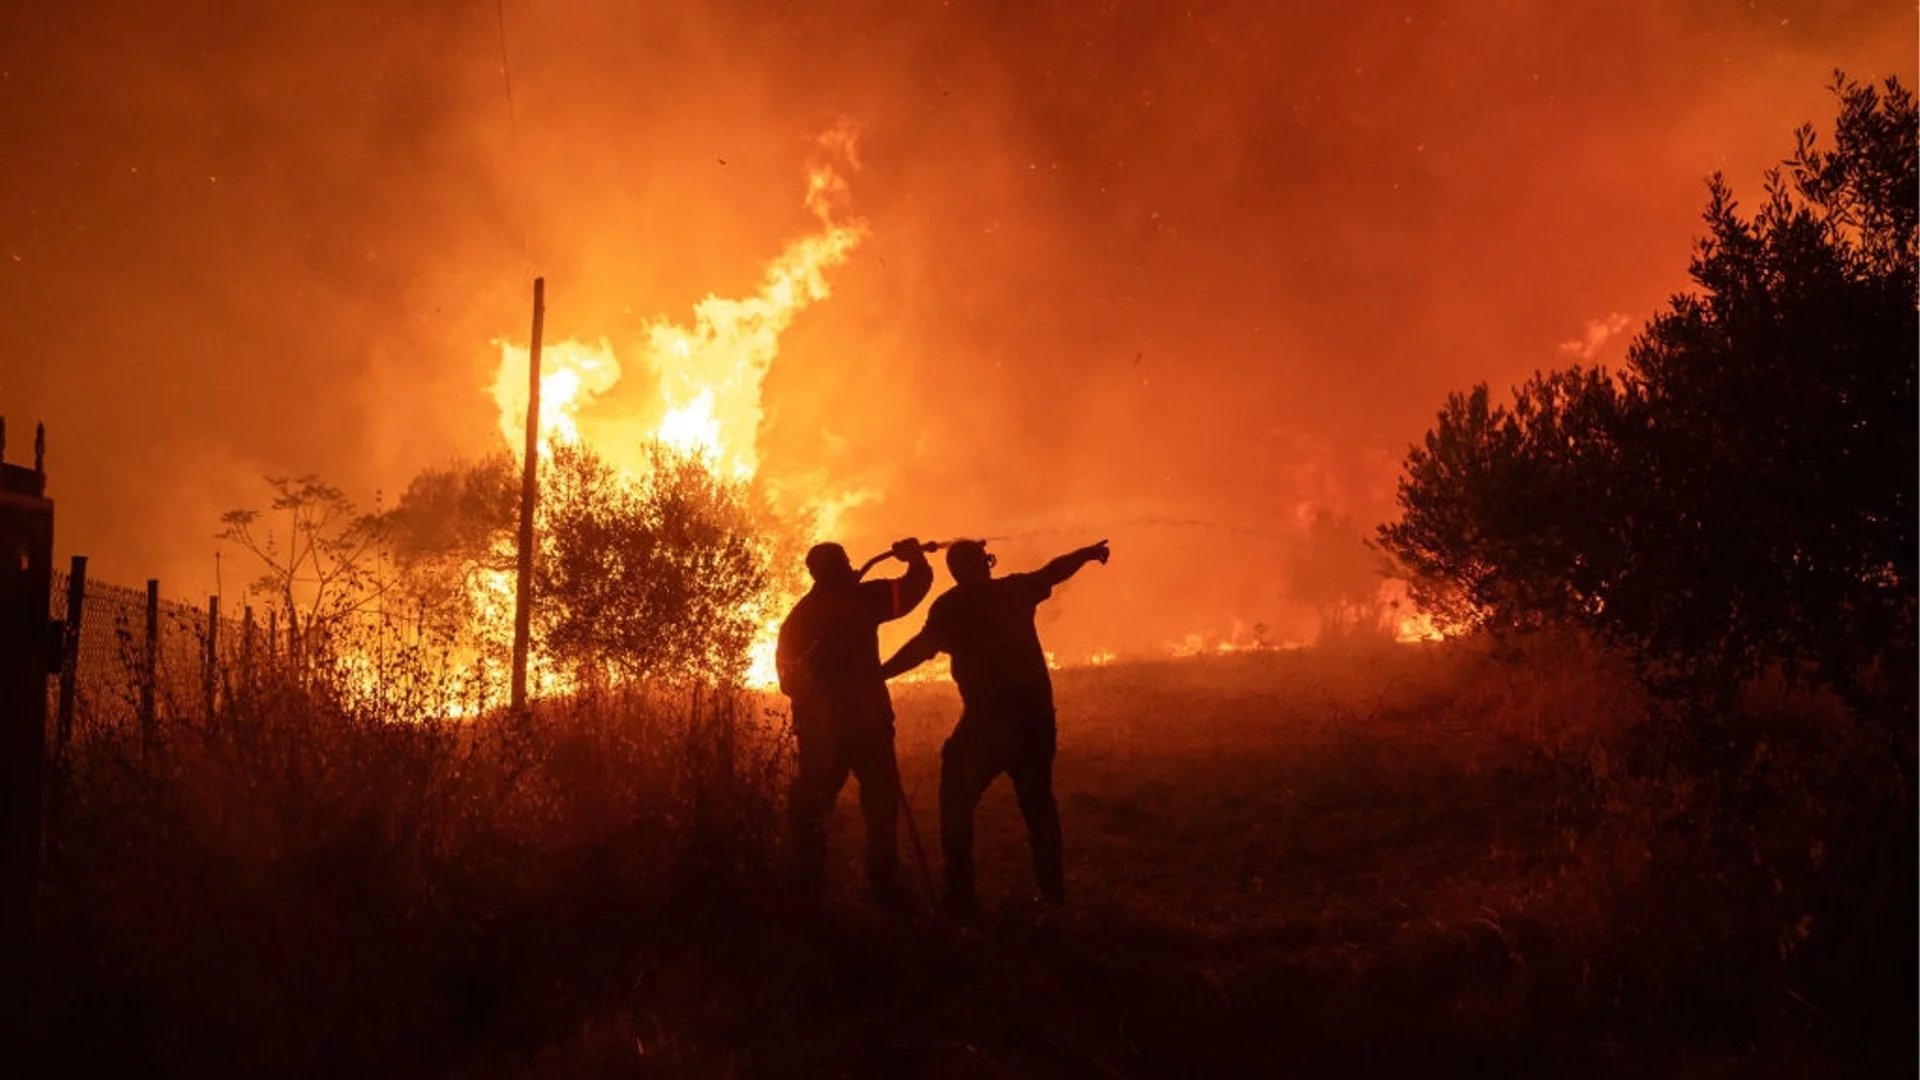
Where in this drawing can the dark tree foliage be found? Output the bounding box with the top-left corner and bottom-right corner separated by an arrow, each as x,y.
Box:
1380,75 -> 1916,737
1379,368 -> 1640,634
384,451 -> 520,568
381,452 -> 522,644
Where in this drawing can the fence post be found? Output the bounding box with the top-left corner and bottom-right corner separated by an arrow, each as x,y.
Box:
55,555 -> 85,755
141,580 -> 157,759
241,605 -> 254,694
204,594 -> 219,719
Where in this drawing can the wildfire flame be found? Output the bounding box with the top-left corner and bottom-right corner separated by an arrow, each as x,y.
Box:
486,127 -> 867,690
1378,578 -> 1446,643
473,124 -> 1449,700
490,340 -> 620,453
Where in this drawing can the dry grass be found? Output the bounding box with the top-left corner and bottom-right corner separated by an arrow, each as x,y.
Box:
21,637 -> 1913,1078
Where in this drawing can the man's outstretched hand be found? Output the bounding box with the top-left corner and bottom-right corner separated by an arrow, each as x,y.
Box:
1084,539 -> 1110,565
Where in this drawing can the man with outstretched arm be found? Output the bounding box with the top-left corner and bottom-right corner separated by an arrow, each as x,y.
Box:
879,538 -> 1110,913
776,537 -> 932,909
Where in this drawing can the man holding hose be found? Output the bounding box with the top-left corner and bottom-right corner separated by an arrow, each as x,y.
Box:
776,537 -> 932,908
881,538 -> 1110,913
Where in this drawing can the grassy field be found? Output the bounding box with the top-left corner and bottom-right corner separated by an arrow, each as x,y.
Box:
21,638 -> 1914,1078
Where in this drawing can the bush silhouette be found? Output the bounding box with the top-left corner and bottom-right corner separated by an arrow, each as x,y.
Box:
1380,75 -> 1916,750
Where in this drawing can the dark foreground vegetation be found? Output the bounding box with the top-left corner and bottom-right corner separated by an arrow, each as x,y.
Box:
22,639 -> 1912,1079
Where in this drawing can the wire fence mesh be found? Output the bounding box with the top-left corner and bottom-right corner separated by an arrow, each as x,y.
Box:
47,568 -> 269,741
44,562 -> 518,743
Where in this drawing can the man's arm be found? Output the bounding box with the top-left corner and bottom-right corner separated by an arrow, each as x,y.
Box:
1031,539 -> 1111,590
881,598 -> 948,679
879,627 -> 942,680
861,537 -> 934,622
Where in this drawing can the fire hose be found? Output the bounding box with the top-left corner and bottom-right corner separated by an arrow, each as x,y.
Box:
847,538 -> 954,909
853,538 -> 950,580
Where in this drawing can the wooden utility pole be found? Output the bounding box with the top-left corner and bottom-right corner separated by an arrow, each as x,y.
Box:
510,276 -> 546,712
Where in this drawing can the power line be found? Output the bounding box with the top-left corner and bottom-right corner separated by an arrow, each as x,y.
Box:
493,0 -> 534,268
974,514 -> 1301,547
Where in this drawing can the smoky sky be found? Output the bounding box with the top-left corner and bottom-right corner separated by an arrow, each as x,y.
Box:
1,0 -> 1912,656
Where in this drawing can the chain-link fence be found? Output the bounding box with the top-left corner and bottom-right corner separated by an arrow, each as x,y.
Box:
48,570 -> 146,734
46,566 -> 278,745
44,560 -> 509,745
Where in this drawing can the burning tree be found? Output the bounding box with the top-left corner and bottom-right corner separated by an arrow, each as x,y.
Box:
378,443 -> 780,692
535,443 -> 773,687
216,130 -> 867,706
478,127 -> 869,689
1379,75 -> 1917,745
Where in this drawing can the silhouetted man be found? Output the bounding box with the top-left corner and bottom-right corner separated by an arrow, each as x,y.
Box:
776,537 -> 932,907
880,538 -> 1109,912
